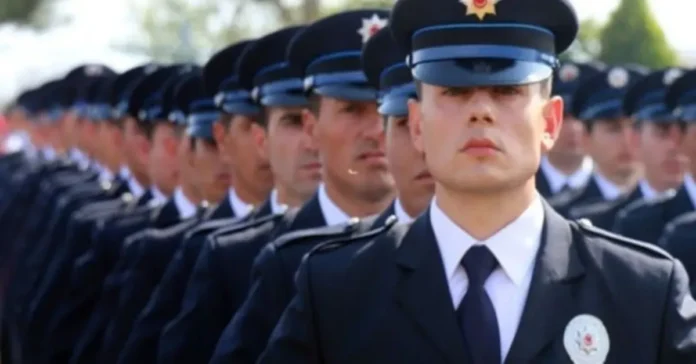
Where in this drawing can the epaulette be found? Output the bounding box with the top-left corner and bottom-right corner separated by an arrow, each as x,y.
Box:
308,215 -> 399,255
273,217 -> 362,249
663,212 -> 696,238
212,212 -> 284,237
568,199 -> 614,219
183,216 -> 244,240
575,218 -> 672,260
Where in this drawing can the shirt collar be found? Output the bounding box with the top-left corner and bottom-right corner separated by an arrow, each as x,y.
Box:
98,168 -> 115,184
173,187 -> 198,219
119,166 -> 131,180
430,195 -> 544,286
592,172 -> 624,200
127,176 -> 146,199
42,147 -> 57,161
539,156 -> 594,193
269,189 -> 289,214
683,174 -> 696,208
317,183 -> 351,226
148,186 -> 169,207
393,198 -> 415,223
638,179 -> 672,201
228,188 -> 254,218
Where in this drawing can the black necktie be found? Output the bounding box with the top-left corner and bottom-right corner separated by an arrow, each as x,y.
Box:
457,245 -> 501,364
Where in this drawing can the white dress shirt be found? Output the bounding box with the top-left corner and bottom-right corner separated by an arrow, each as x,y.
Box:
127,176 -> 146,200
592,172 -> 624,200
317,183 -> 351,226
539,156 -> 593,193
119,166 -> 132,181
228,189 -> 254,218
149,186 -> 169,208
393,198 -> 415,223
98,168 -> 115,184
638,180 -> 671,201
683,174 -> 696,208
269,189 -> 289,214
430,196 -> 544,361
42,147 -> 57,161
173,187 -> 198,220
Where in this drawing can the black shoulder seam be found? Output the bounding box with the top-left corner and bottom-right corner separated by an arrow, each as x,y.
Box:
575,219 -> 672,260
274,218 -> 363,249
307,215 -> 399,256
213,212 -> 283,236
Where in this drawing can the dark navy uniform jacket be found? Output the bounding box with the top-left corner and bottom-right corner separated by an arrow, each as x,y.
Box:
613,186 -> 694,243
259,202 -> 696,364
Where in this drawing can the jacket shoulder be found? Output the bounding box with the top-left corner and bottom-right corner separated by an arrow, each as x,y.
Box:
663,211 -> 696,238
208,212 -> 285,248
568,199 -> 616,219
309,215 -> 399,255
617,191 -> 676,221
184,216 -> 244,240
272,217 -> 364,250
575,219 -> 673,262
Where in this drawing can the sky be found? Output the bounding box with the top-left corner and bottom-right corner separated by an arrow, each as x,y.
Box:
0,0 -> 692,105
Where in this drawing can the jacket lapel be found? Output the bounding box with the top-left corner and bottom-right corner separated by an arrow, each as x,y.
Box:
505,202 -> 586,363
289,193 -> 327,230
207,197 -> 235,220
666,186 -> 695,218
394,213 -> 470,364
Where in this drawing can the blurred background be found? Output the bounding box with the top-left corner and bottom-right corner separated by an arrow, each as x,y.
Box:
0,0 -> 692,108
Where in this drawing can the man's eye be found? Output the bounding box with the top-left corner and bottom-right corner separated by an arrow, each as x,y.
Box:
442,88 -> 463,96
493,86 -> 521,95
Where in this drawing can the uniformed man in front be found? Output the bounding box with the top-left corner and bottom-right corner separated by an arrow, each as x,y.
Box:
259,0 -> 696,363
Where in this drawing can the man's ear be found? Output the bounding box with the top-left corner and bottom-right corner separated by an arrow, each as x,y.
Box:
251,122 -> 268,160
408,98 -> 424,153
540,96 -> 564,154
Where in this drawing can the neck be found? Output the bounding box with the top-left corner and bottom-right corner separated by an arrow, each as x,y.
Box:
595,165 -> 635,187
545,153 -> 584,175
398,192 -> 431,219
275,184 -> 311,208
181,182 -> 201,205
232,170 -> 270,206
435,181 -> 536,241
642,173 -> 677,193
324,180 -> 393,218
690,161 -> 696,177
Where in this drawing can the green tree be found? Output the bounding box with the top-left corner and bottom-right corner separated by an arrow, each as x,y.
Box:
599,0 -> 677,67
0,0 -> 52,25
561,18 -> 603,62
116,0 -> 251,63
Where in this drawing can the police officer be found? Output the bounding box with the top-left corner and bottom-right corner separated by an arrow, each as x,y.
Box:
613,69 -> 696,243
69,65 -> 191,364
259,0 -> 696,363
569,68 -> 687,230
536,62 -> 601,197
98,66 -> 208,363
208,11 -> 397,364
549,66 -> 646,216
362,26 -> 434,222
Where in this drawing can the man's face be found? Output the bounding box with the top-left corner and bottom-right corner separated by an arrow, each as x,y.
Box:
681,124 -> 696,168
123,118 -> 150,177
304,96 -> 395,201
409,82 -> 562,193
548,113 -> 585,160
583,117 -> 637,179
265,106 -> 321,198
634,122 -> 686,188
385,115 -> 434,213
149,123 -> 180,194
225,114 -> 274,191
193,138 -> 231,203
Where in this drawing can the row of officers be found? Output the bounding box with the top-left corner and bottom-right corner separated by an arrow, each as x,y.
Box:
4,0 -> 696,363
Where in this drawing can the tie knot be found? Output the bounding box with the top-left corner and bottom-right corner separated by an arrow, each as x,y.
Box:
461,245 -> 498,287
